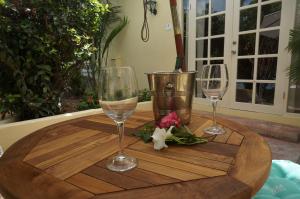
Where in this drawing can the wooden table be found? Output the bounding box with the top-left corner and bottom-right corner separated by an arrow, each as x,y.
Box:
0,111 -> 271,199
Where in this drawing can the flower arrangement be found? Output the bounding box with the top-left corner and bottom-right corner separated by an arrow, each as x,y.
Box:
134,112 -> 207,150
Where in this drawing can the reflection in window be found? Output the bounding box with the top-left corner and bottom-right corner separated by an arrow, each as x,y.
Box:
196,18 -> 209,38
237,59 -> 254,80
211,0 -> 226,13
257,58 -> 277,80
196,0 -> 209,17
240,7 -> 257,31
236,83 -> 253,103
212,14 -> 225,35
261,2 -> 281,28
256,83 -> 275,105
259,30 -> 279,54
210,60 -> 223,64
211,37 -> 224,57
196,60 -> 208,78
238,33 -> 256,55
196,40 -> 208,58
240,0 -> 257,7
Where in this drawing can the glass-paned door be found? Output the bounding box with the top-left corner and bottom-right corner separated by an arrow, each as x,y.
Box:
190,0 -> 230,99
188,0 -> 296,114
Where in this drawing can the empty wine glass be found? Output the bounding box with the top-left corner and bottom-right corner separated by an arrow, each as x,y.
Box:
0,145 -> 3,158
199,64 -> 229,135
99,66 -> 138,172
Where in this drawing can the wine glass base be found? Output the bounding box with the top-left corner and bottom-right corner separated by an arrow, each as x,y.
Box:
106,153 -> 137,172
204,125 -> 226,135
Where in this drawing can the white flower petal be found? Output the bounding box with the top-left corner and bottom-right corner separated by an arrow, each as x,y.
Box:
151,127 -> 168,150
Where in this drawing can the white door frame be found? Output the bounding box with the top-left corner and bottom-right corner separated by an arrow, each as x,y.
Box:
188,0 -> 297,115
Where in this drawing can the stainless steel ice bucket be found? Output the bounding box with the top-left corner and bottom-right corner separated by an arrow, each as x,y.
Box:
146,71 -> 196,125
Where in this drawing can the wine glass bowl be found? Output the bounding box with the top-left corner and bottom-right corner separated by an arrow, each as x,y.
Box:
99,66 -> 138,172
199,64 -> 229,135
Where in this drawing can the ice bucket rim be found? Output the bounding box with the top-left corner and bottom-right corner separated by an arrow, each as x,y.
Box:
145,71 -> 196,75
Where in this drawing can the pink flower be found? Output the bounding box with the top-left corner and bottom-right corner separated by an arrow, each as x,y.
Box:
158,112 -> 181,129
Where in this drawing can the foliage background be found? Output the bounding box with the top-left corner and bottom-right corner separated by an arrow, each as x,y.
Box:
0,0 -> 126,120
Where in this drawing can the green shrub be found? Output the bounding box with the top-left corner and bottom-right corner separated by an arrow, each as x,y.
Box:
138,89 -> 151,102
0,0 -> 109,120
77,94 -> 100,111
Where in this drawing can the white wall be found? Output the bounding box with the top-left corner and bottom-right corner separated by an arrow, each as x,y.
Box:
109,0 -> 183,89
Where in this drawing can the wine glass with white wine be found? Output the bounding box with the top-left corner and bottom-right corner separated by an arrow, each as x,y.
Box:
99,66 -> 138,172
199,64 -> 229,135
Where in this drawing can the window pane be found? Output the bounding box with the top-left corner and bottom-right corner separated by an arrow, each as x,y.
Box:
211,0 -> 226,13
196,39 -> 208,58
237,59 -> 254,79
240,0 -> 257,7
261,2 -> 281,28
259,30 -> 279,54
196,0 -> 209,17
211,37 -> 224,57
210,60 -> 223,64
236,83 -> 253,103
257,57 -> 277,80
240,7 -> 257,31
196,18 -> 209,38
256,83 -> 275,105
238,33 -> 256,55
196,60 -> 208,78
211,14 -> 225,35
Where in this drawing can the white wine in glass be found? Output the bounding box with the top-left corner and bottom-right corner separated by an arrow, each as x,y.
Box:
199,64 -> 229,135
99,66 -> 138,172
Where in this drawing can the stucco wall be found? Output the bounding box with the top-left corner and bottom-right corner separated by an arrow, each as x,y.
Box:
297,0 -> 300,26
109,0 -> 182,89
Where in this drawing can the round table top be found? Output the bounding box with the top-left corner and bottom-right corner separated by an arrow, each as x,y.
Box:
0,111 -> 271,199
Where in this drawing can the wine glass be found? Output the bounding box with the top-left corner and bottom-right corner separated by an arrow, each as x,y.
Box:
98,66 -> 138,172
0,145 -> 3,158
199,64 -> 229,135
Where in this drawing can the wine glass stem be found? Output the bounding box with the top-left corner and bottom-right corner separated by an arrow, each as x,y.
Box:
116,121 -> 125,154
212,100 -> 217,126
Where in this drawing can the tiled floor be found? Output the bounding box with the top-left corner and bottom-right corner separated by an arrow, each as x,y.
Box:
263,136 -> 300,163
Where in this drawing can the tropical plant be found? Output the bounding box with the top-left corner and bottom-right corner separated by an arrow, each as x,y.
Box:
138,89 -> 151,102
287,28 -> 300,83
85,3 -> 128,95
0,0 -> 110,120
77,93 -> 100,111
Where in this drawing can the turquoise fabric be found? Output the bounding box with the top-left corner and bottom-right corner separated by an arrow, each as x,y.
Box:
253,160 -> 300,199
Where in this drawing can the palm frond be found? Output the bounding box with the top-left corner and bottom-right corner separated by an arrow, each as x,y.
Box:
102,17 -> 128,57
288,28 -> 300,83
287,29 -> 300,55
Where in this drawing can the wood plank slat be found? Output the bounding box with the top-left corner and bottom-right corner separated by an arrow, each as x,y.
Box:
25,133 -> 113,169
192,120 -> 213,137
124,149 -> 227,177
92,176 -> 252,199
87,115 -> 145,129
72,120 -> 135,136
67,173 -> 123,194
25,129 -> 102,160
37,125 -> 85,145
97,161 -> 180,185
129,141 -> 234,171
45,135 -> 137,180
0,161 -> 93,199
83,165 -> 152,189
0,111 -> 271,199
190,141 -> 240,157
227,132 -> 244,146
213,127 -> 233,143
137,159 -> 206,181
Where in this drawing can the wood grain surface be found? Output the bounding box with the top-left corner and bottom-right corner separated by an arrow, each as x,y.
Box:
0,111 -> 271,199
